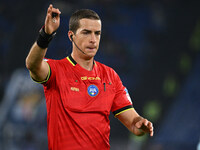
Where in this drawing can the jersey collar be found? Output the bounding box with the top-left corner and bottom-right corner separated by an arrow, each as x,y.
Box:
66,55 -> 77,66
66,55 -> 96,66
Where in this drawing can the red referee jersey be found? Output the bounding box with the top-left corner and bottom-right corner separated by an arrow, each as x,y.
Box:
37,56 -> 133,150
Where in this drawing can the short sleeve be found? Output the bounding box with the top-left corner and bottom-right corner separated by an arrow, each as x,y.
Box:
42,59 -> 56,86
29,58 -> 55,85
111,70 -> 133,117
29,58 -> 56,86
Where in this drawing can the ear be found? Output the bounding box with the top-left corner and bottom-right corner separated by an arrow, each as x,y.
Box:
68,31 -> 73,42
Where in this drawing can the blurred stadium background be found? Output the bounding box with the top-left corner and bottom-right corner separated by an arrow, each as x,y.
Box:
0,0 -> 200,150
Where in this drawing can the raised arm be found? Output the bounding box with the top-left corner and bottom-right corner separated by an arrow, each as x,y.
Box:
116,108 -> 154,137
25,4 -> 61,82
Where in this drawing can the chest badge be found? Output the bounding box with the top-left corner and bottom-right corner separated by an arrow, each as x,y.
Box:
87,85 -> 99,97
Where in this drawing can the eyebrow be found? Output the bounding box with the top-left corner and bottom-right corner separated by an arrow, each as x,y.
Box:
81,29 -> 101,33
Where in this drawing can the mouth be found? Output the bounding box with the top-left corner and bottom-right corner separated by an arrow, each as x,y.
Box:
86,46 -> 97,51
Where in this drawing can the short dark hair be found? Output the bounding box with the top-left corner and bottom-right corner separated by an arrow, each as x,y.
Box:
69,9 -> 101,34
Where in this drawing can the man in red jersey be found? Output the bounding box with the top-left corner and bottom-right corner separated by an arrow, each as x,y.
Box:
26,4 -> 153,150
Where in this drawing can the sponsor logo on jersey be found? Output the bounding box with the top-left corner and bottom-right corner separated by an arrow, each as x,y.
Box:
71,87 -> 79,92
125,88 -> 132,104
87,85 -> 99,97
81,76 -> 101,81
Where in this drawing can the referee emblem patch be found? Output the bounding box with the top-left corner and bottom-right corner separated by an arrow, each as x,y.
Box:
87,85 -> 99,97
125,88 -> 132,104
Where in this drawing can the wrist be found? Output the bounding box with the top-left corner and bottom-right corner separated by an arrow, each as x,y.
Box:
36,26 -> 56,49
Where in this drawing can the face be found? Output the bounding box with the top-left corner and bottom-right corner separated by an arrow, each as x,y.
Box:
72,18 -> 101,58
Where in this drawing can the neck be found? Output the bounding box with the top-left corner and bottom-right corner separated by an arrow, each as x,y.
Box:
71,52 -> 94,71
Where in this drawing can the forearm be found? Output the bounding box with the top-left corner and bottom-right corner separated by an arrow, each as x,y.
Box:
26,42 -> 47,72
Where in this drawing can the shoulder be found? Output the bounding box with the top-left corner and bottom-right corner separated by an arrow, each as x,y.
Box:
95,61 -> 119,78
44,57 -> 66,63
45,57 -> 68,66
44,57 -> 71,74
96,61 -> 114,71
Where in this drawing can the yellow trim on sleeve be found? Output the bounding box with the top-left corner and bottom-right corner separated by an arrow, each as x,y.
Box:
66,56 -> 75,66
114,108 -> 134,117
30,63 -> 51,84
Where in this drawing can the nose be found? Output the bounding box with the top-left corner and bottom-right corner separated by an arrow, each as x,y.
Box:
89,33 -> 97,43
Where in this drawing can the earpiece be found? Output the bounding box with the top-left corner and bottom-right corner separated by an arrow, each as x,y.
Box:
70,35 -> 73,41
70,34 -> 87,55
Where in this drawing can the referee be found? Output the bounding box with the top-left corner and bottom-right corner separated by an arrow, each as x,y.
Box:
26,4 -> 153,150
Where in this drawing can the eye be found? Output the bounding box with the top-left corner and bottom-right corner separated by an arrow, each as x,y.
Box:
82,30 -> 91,35
83,31 -> 89,35
95,32 -> 101,36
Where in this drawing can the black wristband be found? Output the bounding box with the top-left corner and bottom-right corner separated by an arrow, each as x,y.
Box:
36,26 -> 56,49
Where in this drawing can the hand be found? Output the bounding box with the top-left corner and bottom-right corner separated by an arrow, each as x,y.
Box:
135,118 -> 154,137
44,4 -> 61,34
